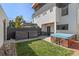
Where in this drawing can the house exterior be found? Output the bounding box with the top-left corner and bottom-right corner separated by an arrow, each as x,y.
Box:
32,3 -> 79,40
0,5 -> 8,48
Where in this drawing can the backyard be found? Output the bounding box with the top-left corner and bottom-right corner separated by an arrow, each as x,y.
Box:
16,39 -> 73,56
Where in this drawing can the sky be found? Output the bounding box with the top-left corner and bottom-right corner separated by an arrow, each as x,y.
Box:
1,3 -> 34,22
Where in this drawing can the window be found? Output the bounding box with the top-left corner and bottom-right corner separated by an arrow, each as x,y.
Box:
61,5 -> 68,16
57,24 -> 68,30
42,11 -> 47,16
50,8 -> 53,12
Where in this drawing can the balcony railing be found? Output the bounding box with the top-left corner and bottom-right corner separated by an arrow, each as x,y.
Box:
32,3 -> 53,18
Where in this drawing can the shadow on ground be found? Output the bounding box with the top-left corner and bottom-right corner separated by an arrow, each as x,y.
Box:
16,39 -> 42,56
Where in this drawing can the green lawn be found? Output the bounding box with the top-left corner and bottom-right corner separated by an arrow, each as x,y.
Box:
16,39 -> 73,56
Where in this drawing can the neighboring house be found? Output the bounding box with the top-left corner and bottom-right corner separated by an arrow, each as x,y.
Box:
7,22 -> 41,40
22,22 -> 40,28
0,5 -> 8,48
32,3 -> 79,40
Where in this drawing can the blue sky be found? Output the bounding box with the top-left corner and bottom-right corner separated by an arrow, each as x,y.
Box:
1,3 -> 34,22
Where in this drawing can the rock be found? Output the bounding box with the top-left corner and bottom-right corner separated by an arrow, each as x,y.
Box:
0,46 -> 5,56
0,40 -> 16,56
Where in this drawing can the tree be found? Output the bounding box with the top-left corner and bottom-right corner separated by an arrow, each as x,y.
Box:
14,16 -> 23,28
8,20 -> 15,28
8,16 -> 24,28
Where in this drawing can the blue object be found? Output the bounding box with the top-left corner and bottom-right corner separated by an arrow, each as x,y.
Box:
50,33 -> 75,39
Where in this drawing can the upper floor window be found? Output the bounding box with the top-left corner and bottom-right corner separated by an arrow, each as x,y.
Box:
42,11 -> 47,16
61,5 -> 68,16
50,8 -> 53,12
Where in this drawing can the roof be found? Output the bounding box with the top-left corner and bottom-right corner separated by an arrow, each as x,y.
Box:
8,27 -> 41,32
32,3 -> 39,8
22,23 -> 40,28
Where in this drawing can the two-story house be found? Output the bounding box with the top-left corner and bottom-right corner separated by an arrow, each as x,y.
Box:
32,3 -> 79,40
0,5 -> 8,48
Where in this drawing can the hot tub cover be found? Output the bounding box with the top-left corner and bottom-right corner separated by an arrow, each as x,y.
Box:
50,33 -> 75,39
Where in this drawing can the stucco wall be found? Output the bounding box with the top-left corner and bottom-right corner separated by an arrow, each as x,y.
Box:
0,5 -> 8,48
56,4 -> 77,34
0,18 -> 4,48
33,3 -> 56,28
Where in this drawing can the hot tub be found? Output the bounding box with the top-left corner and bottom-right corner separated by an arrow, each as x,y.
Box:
50,33 -> 76,47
